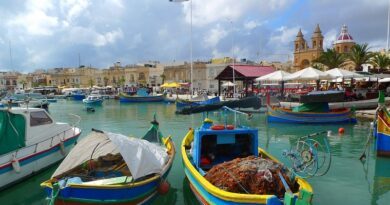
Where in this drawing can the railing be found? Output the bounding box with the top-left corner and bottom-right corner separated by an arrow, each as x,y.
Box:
0,114 -> 81,165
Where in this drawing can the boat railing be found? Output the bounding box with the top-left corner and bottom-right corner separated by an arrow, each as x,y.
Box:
221,106 -> 253,128
0,126 -> 79,163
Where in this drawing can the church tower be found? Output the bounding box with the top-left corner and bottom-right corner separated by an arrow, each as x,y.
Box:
293,24 -> 324,71
333,24 -> 355,54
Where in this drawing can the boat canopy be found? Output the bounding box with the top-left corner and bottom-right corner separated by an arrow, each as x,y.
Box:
52,131 -> 168,180
0,110 -> 26,155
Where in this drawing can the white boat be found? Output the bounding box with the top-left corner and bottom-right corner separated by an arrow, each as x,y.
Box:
0,107 -> 81,190
82,95 -> 103,106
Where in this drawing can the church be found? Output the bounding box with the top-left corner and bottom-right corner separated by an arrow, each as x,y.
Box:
293,24 -> 355,71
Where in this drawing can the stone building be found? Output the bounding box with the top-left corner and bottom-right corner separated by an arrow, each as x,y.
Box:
293,24 -> 324,71
333,25 -> 355,54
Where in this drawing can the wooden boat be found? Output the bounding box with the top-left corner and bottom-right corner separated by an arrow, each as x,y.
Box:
182,107 -> 313,205
374,92 -> 390,157
176,95 -> 220,108
82,95 -> 103,106
41,117 -> 175,204
0,107 -> 81,190
267,103 -> 357,124
119,88 -> 163,103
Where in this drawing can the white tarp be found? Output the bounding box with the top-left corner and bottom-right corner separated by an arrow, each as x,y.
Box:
255,70 -> 291,81
325,68 -> 363,78
286,67 -> 332,81
52,131 -> 168,180
221,81 -> 236,87
107,132 -> 168,180
379,78 -> 390,83
52,132 -> 119,178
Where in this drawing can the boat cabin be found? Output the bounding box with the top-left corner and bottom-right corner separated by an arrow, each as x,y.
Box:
0,108 -> 69,155
192,119 -> 258,172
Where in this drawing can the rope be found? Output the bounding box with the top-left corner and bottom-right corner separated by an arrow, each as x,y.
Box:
47,183 -> 60,205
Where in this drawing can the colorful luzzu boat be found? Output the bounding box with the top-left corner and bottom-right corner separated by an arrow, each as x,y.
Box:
119,88 -> 163,103
267,103 -> 356,124
182,107 -> 313,205
374,91 -> 390,157
41,117 -> 175,204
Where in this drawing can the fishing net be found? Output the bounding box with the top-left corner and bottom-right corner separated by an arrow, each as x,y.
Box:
204,156 -> 298,197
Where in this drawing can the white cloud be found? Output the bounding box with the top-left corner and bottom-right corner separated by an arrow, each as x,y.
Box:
7,0 -> 59,36
60,0 -> 91,22
203,24 -> 228,47
66,27 -> 123,47
270,26 -> 300,45
323,29 -> 338,49
182,0 -> 290,27
128,33 -> 143,49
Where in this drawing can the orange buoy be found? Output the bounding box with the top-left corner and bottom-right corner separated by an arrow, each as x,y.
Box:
211,125 -> 225,130
157,180 -> 170,195
338,127 -> 345,134
226,125 -> 235,130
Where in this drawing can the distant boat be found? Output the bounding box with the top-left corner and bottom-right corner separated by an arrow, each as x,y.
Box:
41,116 -> 175,204
82,95 -> 103,106
1,93 -> 50,110
176,95 -> 220,108
70,90 -> 86,101
0,107 -> 81,190
119,88 -> 164,103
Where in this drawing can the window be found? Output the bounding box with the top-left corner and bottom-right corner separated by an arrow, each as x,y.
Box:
344,46 -> 348,52
30,111 -> 53,126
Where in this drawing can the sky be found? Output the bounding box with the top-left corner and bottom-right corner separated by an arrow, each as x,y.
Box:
0,0 -> 388,72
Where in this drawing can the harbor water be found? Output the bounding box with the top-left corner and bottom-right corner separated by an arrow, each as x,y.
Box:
0,99 -> 389,205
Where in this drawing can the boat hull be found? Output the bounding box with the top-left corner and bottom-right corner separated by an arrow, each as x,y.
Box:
375,109 -> 390,157
72,94 -> 86,101
119,95 -> 164,103
181,130 -> 313,205
0,130 -> 80,190
267,106 -> 356,124
42,138 -> 175,204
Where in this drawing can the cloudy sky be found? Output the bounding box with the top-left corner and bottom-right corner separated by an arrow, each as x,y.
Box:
0,0 -> 388,72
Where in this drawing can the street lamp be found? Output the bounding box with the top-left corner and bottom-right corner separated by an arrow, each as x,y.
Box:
170,0 -> 193,98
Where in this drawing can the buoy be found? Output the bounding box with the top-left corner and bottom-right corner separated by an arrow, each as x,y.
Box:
327,130 -> 332,137
11,155 -> 21,173
211,125 -> 225,130
226,125 -> 235,130
157,180 -> 170,195
59,140 -> 66,156
338,127 -> 345,134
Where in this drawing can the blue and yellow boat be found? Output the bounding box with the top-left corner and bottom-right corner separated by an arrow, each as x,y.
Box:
267,103 -> 356,124
182,107 -> 313,205
374,91 -> 390,157
41,117 -> 175,205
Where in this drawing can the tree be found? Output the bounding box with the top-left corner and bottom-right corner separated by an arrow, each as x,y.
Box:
88,78 -> 95,88
348,43 -> 374,71
313,48 -> 347,69
103,77 -> 109,87
160,74 -> 166,84
370,53 -> 390,72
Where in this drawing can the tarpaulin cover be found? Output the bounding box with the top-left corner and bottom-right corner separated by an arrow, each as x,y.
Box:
292,102 -> 330,113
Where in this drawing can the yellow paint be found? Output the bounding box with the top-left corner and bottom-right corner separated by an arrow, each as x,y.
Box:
41,138 -> 175,190
181,129 -> 313,203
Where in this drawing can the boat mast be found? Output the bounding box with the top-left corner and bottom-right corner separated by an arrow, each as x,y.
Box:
387,0 -> 390,51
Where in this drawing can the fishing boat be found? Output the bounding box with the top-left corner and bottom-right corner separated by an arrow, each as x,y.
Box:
41,116 -> 175,204
1,93 -> 50,110
267,91 -> 356,124
0,107 -> 81,190
119,88 -> 164,103
176,94 -> 220,108
82,95 -> 103,106
182,107 -> 313,205
374,91 -> 390,157
70,89 -> 87,101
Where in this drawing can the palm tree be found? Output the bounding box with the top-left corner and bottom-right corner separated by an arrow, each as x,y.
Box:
370,53 -> 390,72
313,48 -> 347,69
88,78 -> 95,88
348,43 -> 374,71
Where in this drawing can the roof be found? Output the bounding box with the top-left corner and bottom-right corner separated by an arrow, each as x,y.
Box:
215,65 -> 275,80
335,25 -> 354,44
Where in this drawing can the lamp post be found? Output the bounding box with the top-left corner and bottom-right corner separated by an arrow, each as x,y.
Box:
230,20 -> 236,98
170,0 -> 193,98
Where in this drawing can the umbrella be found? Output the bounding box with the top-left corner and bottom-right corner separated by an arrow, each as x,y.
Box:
325,68 -> 363,78
222,81 -> 236,87
255,70 -> 291,81
161,82 -> 181,88
379,78 -> 390,83
286,67 -> 332,81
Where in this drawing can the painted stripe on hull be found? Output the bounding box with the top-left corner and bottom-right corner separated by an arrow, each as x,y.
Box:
0,134 -> 80,174
267,114 -> 356,124
119,96 -> 163,103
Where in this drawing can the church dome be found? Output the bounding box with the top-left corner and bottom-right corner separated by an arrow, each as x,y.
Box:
335,25 -> 354,44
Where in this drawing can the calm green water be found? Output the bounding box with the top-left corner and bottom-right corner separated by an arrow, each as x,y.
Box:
0,100 -> 389,205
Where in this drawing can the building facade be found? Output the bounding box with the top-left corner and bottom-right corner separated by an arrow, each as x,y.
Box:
293,24 -> 324,71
